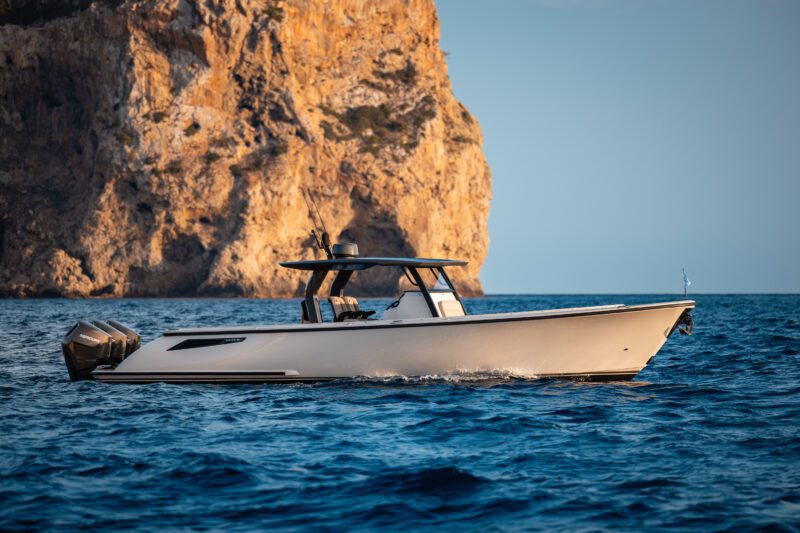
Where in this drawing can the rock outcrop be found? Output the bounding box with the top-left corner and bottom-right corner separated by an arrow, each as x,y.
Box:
0,0 -> 491,297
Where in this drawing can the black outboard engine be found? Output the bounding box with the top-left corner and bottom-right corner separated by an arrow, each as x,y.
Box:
61,321 -> 113,381
92,320 -> 128,364
108,320 -> 141,355
61,320 -> 141,381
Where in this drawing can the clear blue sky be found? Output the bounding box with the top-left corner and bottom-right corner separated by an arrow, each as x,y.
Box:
437,0 -> 800,294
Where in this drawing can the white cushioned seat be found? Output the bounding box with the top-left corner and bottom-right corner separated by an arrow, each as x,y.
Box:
437,299 -> 465,317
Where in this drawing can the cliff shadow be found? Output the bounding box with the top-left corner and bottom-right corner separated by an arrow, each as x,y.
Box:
335,188 -> 415,297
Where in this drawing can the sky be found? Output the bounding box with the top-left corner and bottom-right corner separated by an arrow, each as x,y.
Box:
437,0 -> 800,294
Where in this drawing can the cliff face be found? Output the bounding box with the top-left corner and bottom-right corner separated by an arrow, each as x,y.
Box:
0,0 -> 491,298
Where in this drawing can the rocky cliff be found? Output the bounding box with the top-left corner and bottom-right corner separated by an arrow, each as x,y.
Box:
0,0 -> 491,298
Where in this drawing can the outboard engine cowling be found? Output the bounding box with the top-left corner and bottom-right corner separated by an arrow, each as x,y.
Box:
108,320 -> 141,355
92,320 -> 128,364
61,321 -> 113,381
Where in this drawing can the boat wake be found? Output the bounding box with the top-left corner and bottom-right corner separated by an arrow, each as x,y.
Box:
321,370 -> 650,386
332,370 -> 537,385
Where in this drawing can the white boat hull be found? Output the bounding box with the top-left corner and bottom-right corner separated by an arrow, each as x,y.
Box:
92,301 -> 694,383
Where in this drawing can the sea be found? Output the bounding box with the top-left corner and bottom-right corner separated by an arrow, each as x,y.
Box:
1,295 -> 798,531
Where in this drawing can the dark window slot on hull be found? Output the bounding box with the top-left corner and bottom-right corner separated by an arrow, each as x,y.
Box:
167,337 -> 246,351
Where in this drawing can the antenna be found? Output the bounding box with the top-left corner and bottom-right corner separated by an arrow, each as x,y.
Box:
301,188 -> 333,259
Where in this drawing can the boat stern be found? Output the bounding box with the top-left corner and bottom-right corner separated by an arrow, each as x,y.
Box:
61,320 -> 141,381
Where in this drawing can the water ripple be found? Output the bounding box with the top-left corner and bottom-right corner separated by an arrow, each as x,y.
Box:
0,295 -> 799,530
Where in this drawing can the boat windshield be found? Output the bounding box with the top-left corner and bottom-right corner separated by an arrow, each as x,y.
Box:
416,267 -> 454,292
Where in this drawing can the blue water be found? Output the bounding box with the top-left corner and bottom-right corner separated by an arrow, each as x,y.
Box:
1,295 -> 799,531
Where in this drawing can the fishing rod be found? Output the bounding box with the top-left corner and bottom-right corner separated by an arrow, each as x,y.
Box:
302,188 -> 333,259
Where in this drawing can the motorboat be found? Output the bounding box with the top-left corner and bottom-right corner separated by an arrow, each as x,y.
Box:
61,236 -> 695,384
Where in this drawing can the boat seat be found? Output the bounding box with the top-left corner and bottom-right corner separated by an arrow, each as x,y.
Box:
329,296 -> 375,322
438,299 -> 466,318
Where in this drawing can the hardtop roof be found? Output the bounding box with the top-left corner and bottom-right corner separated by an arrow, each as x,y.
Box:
280,257 -> 468,271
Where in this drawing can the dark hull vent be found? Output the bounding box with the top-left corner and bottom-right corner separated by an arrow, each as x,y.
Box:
168,338 -> 246,351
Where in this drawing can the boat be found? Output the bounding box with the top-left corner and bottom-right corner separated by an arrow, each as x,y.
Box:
61,233 -> 695,384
